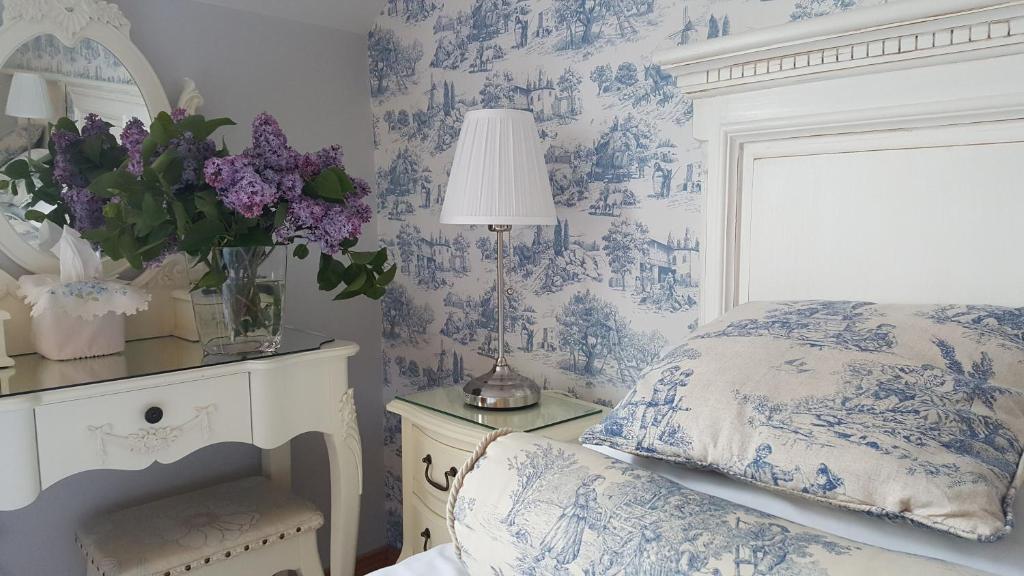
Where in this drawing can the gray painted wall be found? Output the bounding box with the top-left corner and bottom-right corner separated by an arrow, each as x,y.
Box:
0,1 -> 385,574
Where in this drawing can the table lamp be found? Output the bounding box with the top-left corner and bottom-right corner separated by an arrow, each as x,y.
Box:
442,109 -> 556,409
6,72 -> 54,163
6,72 -> 54,121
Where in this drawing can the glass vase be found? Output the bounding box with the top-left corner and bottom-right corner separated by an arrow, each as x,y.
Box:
190,246 -> 287,355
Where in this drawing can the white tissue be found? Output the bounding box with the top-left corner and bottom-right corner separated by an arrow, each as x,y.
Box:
36,219 -> 63,253
50,225 -> 102,282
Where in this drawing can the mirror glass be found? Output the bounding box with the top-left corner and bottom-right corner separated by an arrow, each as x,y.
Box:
0,34 -> 149,260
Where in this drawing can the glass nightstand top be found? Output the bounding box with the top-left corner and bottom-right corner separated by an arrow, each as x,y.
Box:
395,386 -> 603,432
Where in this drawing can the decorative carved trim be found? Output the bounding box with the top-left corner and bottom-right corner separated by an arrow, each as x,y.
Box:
177,77 -> 204,115
2,0 -> 131,44
339,388 -> 363,493
656,0 -> 1024,95
89,405 -> 216,463
131,253 -> 191,290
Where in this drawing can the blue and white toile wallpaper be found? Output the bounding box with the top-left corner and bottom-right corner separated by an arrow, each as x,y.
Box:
5,34 -> 135,85
369,0 -> 895,547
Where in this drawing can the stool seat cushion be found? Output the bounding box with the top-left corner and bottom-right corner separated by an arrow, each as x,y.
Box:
77,476 -> 324,576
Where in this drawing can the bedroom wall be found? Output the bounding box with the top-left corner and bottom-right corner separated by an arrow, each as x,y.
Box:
0,1 -> 386,574
369,0 -> 898,547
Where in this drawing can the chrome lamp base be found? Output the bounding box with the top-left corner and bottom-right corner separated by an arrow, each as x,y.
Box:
463,362 -> 540,410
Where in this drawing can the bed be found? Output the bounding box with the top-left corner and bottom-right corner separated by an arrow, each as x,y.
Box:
374,0 -> 1024,574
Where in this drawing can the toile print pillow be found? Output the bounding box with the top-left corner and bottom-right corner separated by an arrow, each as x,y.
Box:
580,301 -> 1024,542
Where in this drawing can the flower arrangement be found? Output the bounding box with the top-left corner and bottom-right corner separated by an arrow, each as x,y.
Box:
4,110 -> 394,302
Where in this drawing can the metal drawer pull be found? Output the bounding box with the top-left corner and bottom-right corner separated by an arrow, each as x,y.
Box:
421,454 -> 458,492
420,528 -> 431,551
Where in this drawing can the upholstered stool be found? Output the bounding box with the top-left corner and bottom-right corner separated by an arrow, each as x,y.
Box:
77,476 -> 324,576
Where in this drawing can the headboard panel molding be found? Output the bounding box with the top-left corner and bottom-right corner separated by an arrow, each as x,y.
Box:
656,0 -> 1024,324
656,0 -> 1024,96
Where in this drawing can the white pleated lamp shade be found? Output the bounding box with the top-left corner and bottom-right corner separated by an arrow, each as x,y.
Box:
5,72 -> 54,120
442,109 -> 556,226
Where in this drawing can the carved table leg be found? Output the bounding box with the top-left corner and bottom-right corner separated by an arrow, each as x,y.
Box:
325,388 -> 362,576
262,442 -> 292,490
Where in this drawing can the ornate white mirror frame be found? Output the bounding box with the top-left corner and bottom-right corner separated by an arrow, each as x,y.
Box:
0,0 -> 205,358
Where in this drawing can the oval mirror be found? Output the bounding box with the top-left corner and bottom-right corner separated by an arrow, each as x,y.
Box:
0,9 -> 175,280
0,34 -> 151,277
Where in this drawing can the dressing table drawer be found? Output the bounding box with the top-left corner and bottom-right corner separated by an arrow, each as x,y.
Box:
35,373 -> 252,488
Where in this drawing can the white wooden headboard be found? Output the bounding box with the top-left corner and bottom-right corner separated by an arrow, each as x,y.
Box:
656,0 -> 1024,324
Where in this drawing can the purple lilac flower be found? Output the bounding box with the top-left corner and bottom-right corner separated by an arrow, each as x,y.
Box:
145,237 -> 180,269
298,145 -> 345,182
204,156 -> 277,218
351,176 -> 372,200
62,186 -> 105,232
171,107 -> 188,122
249,112 -> 298,172
167,132 -> 217,188
51,130 -> 86,188
272,195 -> 373,255
120,118 -> 148,176
80,113 -> 110,138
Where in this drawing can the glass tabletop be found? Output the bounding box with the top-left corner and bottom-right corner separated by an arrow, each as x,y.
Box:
395,386 -> 603,432
0,328 -> 333,398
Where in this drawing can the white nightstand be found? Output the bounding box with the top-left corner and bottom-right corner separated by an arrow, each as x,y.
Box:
386,387 -> 606,561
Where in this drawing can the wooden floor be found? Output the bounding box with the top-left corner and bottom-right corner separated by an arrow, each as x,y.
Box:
344,547 -> 401,575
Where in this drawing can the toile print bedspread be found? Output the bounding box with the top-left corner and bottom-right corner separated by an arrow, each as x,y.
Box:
449,432 -> 990,576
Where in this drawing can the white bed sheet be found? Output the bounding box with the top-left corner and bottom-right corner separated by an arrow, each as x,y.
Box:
372,543 -> 463,575
372,445 -> 1023,576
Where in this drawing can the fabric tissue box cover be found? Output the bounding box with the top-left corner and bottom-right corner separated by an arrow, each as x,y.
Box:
448,431 -> 990,576
581,301 -> 1024,542
19,276 -> 150,360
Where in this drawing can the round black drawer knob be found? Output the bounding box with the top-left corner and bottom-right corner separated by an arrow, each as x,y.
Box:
144,407 -> 164,425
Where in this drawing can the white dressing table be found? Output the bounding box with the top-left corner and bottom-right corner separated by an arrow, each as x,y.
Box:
0,329 -> 363,576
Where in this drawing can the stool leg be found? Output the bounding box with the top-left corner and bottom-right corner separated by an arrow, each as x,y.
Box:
295,534 -> 324,576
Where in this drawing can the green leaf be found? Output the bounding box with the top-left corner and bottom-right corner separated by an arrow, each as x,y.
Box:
53,117 -> 80,136
148,112 -> 176,147
141,194 -> 166,226
23,209 -> 47,223
171,200 -> 190,238
317,253 -> 346,292
89,170 -> 144,198
272,202 -> 290,231
348,250 -> 377,265
81,135 -> 103,165
195,190 -> 222,220
0,180 -> 9,191
150,148 -> 180,175
230,228 -> 273,247
333,289 -> 362,301
369,248 -> 388,269
293,244 -> 310,259
309,170 -> 342,201
191,267 -> 228,291
175,115 -> 236,141
346,268 -> 368,293
2,159 -> 30,180
180,217 -> 226,252
378,264 -> 397,286
364,285 -> 387,300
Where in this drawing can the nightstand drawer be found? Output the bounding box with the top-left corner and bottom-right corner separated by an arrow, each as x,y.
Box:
404,493 -> 451,555
35,373 -> 252,488
407,423 -> 471,514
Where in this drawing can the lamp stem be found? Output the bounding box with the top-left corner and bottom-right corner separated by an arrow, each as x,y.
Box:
491,224 -> 511,368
